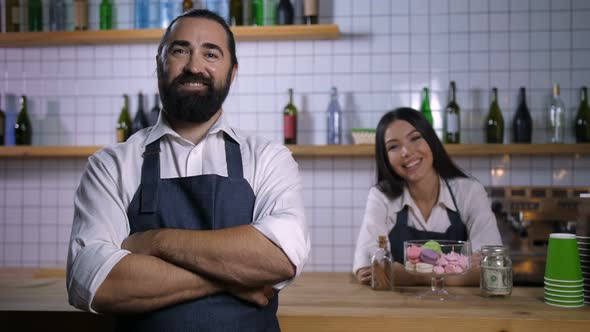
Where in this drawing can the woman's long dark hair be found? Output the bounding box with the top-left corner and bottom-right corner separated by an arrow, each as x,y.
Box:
375,107 -> 467,199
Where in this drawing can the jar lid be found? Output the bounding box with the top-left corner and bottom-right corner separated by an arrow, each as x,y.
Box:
481,245 -> 509,254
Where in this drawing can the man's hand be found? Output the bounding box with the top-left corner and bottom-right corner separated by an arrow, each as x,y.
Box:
226,285 -> 275,306
121,229 -> 159,255
356,267 -> 371,285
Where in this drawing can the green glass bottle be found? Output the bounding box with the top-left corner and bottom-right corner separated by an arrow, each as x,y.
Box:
28,0 -> 43,32
283,88 -> 297,144
6,0 -> 21,32
15,95 -> 32,145
229,0 -> 243,26
485,88 -> 504,144
100,0 -> 113,30
575,86 -> 590,143
116,94 -> 132,143
420,87 -> 433,126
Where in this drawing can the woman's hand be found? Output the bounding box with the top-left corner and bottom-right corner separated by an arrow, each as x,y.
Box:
356,267 -> 371,285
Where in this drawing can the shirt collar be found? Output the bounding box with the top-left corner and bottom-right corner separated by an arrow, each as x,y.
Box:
393,177 -> 457,212
143,110 -> 239,147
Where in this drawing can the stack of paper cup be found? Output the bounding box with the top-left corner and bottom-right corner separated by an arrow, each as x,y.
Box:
544,233 -> 584,307
577,235 -> 590,305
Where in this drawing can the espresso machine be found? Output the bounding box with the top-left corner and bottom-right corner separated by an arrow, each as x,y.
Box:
489,187 -> 589,286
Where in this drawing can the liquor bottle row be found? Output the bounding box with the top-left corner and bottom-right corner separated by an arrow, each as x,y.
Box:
116,92 -> 161,143
0,95 -> 32,145
1,0 -> 317,33
282,86 -> 342,145
419,83 -> 590,144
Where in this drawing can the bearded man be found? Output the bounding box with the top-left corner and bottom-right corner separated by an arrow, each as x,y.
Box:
66,9 -> 309,332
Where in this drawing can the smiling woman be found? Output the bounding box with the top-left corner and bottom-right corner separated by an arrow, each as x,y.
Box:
352,108 -> 503,287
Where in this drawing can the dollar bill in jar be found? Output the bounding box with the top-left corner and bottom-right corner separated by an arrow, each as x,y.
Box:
480,245 -> 512,297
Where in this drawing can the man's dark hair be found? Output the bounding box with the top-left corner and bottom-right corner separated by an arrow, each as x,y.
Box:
375,107 -> 467,199
157,9 -> 238,67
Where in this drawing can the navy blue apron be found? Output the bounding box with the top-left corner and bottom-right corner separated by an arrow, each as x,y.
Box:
115,133 -> 280,332
389,179 -> 467,264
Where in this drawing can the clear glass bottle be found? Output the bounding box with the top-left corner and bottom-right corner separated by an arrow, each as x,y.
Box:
49,0 -> 67,31
371,235 -> 394,291
480,245 -> 512,297
326,87 -> 342,145
549,83 -> 566,143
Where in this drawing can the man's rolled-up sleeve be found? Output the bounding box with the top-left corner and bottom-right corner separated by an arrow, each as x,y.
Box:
250,144 -> 310,289
66,152 -> 131,313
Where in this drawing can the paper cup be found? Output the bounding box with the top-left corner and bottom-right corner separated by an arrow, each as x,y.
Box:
545,234 -> 583,281
545,299 -> 585,308
545,290 -> 584,298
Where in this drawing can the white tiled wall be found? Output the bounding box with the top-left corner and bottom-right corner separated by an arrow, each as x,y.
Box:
1,0 -> 590,270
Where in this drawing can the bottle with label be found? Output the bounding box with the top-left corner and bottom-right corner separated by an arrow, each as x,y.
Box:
131,92 -> 149,135
183,0 -> 193,12
444,81 -> 460,143
371,235 -> 394,291
283,88 -> 297,144
135,0 -> 149,29
480,245 -> 512,297
49,0 -> 67,31
74,0 -> 89,30
303,0 -> 317,24
276,0 -> 294,25
149,94 -> 161,127
229,0 -> 243,26
485,87 -> 504,144
512,87 -> 532,143
28,0 -> 43,32
117,94 -> 132,143
15,95 -> 32,145
6,0 -> 21,32
327,87 -> 342,145
420,87 -> 433,126
0,96 -> 5,145
575,86 -> 590,143
100,0 -> 113,30
549,83 -> 566,143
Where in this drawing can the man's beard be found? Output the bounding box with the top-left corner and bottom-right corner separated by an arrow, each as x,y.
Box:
159,69 -> 232,124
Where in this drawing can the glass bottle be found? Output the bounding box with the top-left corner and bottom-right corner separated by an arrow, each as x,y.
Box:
6,0 -> 21,32
549,83 -> 566,143
28,0 -> 43,32
135,0 -> 149,29
49,0 -> 67,31
574,86 -> 590,143
485,87 -> 504,144
276,0 -> 294,25
149,93 -> 161,127
183,0 -> 193,12
100,0 -> 113,30
512,87 -> 532,143
229,0 -> 243,26
303,0 -> 317,24
283,88 -> 297,145
131,91 -> 149,135
15,95 -> 32,145
371,235 -> 394,291
480,245 -> 512,297
326,87 -> 342,145
117,94 -> 132,143
0,96 -> 5,145
420,87 -> 433,126
444,81 -> 460,143
74,0 -> 89,30
242,0 -> 252,25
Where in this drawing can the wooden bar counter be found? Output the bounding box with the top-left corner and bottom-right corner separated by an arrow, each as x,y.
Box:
0,270 -> 588,331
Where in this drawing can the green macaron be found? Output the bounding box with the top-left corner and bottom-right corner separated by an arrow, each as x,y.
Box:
422,241 -> 442,254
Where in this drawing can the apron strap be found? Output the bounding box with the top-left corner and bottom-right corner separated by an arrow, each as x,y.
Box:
140,139 -> 161,213
223,132 -> 243,179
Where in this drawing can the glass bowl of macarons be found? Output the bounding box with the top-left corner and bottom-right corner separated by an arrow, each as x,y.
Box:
404,240 -> 472,300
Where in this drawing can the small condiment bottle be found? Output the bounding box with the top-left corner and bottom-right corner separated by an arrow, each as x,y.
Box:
480,245 -> 513,297
371,235 -> 394,291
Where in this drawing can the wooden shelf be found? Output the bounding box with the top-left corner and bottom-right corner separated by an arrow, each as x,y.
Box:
0,24 -> 340,47
1,144 -> 589,159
